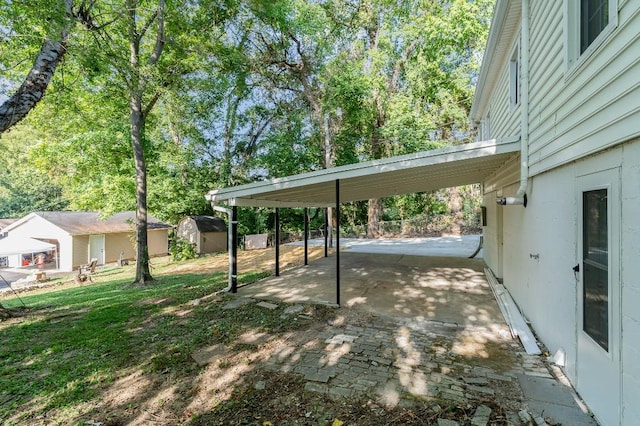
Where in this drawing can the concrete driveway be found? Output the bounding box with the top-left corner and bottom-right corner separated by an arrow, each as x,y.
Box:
0,269 -> 29,292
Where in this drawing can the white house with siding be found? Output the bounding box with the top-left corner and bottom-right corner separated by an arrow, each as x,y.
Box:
471,1 -> 640,424
2,212 -> 171,272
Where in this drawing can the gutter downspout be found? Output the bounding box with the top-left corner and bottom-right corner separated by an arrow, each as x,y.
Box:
498,0 -> 529,207
211,202 -> 234,292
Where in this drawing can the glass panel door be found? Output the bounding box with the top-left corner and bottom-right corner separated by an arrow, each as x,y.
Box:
582,189 -> 608,351
576,167 -> 620,426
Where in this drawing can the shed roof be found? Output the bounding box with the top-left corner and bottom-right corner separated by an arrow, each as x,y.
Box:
206,139 -> 520,208
187,216 -> 227,232
4,211 -> 172,236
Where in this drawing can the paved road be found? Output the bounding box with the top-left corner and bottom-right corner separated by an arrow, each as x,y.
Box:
0,269 -> 29,291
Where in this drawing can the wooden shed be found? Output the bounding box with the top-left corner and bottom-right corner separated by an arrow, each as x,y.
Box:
176,216 -> 227,254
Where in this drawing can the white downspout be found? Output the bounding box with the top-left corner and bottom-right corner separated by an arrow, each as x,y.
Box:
498,0 -> 529,207
211,203 -> 234,292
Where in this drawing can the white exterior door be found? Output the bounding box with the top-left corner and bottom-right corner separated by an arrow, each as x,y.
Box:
89,234 -> 105,265
576,168 -> 621,426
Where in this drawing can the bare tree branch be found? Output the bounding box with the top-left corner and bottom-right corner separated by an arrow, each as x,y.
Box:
389,38 -> 419,92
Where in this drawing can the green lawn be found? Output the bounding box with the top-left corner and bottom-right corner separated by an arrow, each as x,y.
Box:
0,259 -> 280,425
0,257 -> 518,426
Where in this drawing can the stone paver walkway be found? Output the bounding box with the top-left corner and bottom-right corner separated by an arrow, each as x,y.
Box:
260,307 -> 555,425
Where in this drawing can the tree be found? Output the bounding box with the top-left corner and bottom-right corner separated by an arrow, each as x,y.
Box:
1,0 -> 239,285
0,124 -> 65,216
76,0 -> 235,283
0,0 -> 74,133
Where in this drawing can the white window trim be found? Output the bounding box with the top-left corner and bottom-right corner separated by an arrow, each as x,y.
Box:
509,43 -> 520,110
483,111 -> 491,140
564,0 -> 618,80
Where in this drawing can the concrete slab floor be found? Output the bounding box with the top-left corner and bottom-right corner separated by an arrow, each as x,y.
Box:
238,252 -> 501,328
287,235 -> 483,258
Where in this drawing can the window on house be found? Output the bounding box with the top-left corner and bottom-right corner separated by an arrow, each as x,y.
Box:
581,0 -> 609,54
509,47 -> 519,108
566,0 -> 617,71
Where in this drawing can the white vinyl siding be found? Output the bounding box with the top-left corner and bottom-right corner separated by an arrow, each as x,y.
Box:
484,112 -> 491,140
528,0 -> 565,160
483,154 -> 520,194
527,0 -> 640,175
484,35 -> 521,141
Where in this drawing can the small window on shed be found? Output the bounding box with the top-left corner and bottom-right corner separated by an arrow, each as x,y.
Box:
509,46 -> 519,109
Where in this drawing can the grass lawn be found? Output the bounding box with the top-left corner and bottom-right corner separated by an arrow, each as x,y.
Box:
0,255 -> 305,425
1,250 -> 518,425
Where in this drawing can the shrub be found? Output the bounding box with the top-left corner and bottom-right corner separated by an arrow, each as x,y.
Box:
170,237 -> 197,261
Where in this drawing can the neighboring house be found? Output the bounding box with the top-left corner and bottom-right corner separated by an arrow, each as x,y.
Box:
470,1 -> 640,424
2,212 -> 171,271
176,216 -> 227,254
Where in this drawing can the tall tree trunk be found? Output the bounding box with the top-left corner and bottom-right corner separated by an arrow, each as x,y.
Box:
127,0 -> 163,285
366,105 -> 385,238
324,113 -> 334,246
222,95 -> 240,186
130,93 -> 153,284
365,23 -> 418,238
367,197 -> 382,238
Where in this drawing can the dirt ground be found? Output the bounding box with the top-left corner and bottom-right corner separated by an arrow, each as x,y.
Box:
159,245 -> 335,276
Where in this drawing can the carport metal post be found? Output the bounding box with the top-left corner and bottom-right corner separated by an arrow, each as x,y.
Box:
304,208 -> 309,266
335,179 -> 340,306
323,208 -> 328,257
275,207 -> 280,277
231,206 -> 238,293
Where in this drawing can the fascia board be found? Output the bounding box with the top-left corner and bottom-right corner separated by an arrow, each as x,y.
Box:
207,138 -> 519,207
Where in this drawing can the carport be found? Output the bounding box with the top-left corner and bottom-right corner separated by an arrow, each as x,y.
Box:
206,138 -> 520,305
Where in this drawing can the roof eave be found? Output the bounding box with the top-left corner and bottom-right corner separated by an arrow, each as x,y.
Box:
470,0 -> 515,122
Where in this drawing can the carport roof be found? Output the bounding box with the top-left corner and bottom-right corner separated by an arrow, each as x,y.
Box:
206,138 -> 520,207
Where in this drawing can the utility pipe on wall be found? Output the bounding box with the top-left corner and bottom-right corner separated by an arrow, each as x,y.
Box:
498,0 -> 529,207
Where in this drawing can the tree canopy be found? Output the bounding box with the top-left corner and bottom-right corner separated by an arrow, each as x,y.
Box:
0,0 -> 493,236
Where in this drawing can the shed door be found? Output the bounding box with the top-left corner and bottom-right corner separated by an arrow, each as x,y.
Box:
89,234 -> 105,265
576,169 -> 620,426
